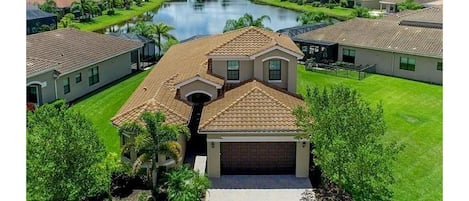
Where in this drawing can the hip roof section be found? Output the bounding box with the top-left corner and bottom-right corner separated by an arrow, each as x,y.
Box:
199,80 -> 305,133
27,29 -> 143,75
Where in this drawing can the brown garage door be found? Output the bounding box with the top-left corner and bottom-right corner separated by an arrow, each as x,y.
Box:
221,142 -> 296,175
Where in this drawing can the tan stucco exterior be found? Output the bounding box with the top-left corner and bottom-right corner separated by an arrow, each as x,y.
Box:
212,60 -> 254,83
28,52 -> 133,105
179,80 -> 218,101
338,45 -> 442,84
205,134 -> 310,178
27,70 -> 57,104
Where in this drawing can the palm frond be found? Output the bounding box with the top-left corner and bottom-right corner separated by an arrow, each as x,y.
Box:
132,153 -> 151,175
159,141 -> 182,163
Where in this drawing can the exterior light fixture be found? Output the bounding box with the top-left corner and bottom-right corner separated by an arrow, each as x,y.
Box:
302,141 -> 306,148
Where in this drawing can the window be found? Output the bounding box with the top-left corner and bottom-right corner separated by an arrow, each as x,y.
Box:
75,73 -> 82,83
227,60 -> 240,80
301,46 -> 308,53
63,77 -> 70,94
437,62 -> 442,71
88,66 -> 99,86
269,60 -> 281,80
400,57 -> 416,71
343,48 -> 355,63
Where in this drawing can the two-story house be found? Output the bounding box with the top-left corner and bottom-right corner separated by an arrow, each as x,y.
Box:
112,26 -> 309,178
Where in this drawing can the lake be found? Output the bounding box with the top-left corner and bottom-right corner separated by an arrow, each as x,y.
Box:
97,0 -> 301,41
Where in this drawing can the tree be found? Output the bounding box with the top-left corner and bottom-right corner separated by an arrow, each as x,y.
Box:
352,6 -> 371,18
71,0 -> 96,21
397,0 -> 423,11
120,111 -> 189,195
294,85 -> 402,201
223,13 -> 271,32
103,0 -> 117,15
59,13 -> 79,29
39,0 -> 57,13
296,12 -> 333,25
152,22 -> 177,58
164,165 -> 211,201
129,22 -> 154,38
161,38 -> 179,55
27,100 -> 118,200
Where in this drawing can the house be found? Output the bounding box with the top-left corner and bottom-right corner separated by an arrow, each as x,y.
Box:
378,0 -> 443,13
107,32 -> 156,69
294,6 -> 442,84
27,29 -> 143,105
27,4 -> 58,35
111,26 -> 310,178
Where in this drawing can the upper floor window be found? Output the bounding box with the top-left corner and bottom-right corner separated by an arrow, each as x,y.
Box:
75,73 -> 82,83
400,57 -> 416,71
437,62 -> 442,71
227,60 -> 240,80
63,77 -> 70,94
269,60 -> 281,80
88,66 -> 99,86
343,48 -> 355,63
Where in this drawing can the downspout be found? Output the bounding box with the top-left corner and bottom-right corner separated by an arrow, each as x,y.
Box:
392,51 -> 396,75
54,75 -> 58,101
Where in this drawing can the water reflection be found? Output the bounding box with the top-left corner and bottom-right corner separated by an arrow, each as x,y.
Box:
97,0 -> 300,41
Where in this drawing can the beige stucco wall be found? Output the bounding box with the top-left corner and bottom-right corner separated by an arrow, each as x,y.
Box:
212,60 -> 254,82
27,70 -> 57,104
56,52 -> 133,102
338,45 -> 442,84
262,59 -> 289,89
254,49 -> 298,93
179,80 -> 218,101
359,0 -> 380,9
206,134 -> 309,178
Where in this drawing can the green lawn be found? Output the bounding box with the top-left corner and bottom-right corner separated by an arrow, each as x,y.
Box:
251,0 -> 355,20
71,70 -> 151,153
297,65 -> 442,201
75,0 -> 165,32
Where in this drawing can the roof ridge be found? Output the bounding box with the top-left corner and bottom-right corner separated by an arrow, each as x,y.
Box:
254,85 -> 293,111
152,100 -> 188,122
199,85 -> 259,129
206,27 -> 252,56
111,100 -> 151,123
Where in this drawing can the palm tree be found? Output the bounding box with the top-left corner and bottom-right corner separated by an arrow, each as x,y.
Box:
39,0 -> 57,13
71,0 -> 94,21
296,12 -> 333,25
152,23 -> 176,58
120,111 -> 189,195
129,22 -> 154,38
223,13 -> 271,32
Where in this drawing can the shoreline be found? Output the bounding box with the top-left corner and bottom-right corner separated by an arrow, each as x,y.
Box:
75,0 -> 165,32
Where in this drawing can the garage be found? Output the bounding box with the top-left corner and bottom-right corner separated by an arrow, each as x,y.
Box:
220,142 -> 296,175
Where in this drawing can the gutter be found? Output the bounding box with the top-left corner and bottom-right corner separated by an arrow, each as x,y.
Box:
198,130 -> 305,135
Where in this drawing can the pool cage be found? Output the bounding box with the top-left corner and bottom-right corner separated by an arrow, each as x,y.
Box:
305,59 -> 376,80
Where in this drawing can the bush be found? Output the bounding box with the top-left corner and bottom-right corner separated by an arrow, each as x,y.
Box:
107,9 -> 115,15
297,0 -> 305,5
164,165 -> 211,201
325,3 -> 337,9
310,2 -> 321,7
339,0 -> 348,8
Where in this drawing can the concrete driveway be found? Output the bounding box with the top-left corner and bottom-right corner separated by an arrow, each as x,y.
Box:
206,175 -> 313,201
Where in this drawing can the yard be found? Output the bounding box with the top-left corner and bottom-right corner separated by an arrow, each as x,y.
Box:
71,70 -> 151,153
71,65 -> 441,201
297,65 -> 442,201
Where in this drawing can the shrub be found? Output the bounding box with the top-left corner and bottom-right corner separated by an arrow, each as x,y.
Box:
107,9 -> 115,15
164,165 -> 211,201
325,3 -> 337,9
310,2 -> 321,7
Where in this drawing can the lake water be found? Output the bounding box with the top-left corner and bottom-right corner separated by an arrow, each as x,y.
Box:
97,0 -> 301,41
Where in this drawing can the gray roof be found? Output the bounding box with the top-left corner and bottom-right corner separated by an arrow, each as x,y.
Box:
383,6 -> 442,24
276,23 -> 329,38
107,32 -> 153,43
26,57 -> 60,77
296,8 -> 442,58
27,29 -> 143,77
27,8 -> 56,20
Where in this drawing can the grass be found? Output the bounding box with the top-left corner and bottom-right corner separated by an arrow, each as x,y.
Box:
71,70 -> 151,153
251,0 -> 355,20
75,0 -> 165,32
297,65 -> 442,201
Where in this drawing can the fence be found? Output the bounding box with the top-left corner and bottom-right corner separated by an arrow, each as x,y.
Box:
305,61 -> 376,80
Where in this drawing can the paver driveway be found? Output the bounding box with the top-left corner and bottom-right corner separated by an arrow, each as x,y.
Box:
206,175 -> 313,201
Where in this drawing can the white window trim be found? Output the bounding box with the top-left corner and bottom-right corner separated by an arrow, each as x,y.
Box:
27,81 -> 47,88
262,56 -> 290,62
268,80 -> 282,83
250,45 -> 303,60
184,90 -> 214,99
226,80 -> 240,83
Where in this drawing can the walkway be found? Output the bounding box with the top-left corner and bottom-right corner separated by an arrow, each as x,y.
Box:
206,175 -> 313,201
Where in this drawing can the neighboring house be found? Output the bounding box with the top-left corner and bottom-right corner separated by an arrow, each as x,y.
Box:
112,26 -> 310,178
379,0 -> 443,13
295,6 -> 443,84
27,4 -> 57,35
107,32 -> 156,69
27,29 -> 143,105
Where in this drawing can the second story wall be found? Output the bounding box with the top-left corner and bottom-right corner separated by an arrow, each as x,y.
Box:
212,60 -> 254,83
253,49 -> 298,93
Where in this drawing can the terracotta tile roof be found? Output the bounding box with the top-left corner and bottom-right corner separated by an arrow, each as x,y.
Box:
26,0 -> 94,8
199,80 -> 305,132
27,29 -> 143,75
208,26 -> 303,57
26,57 -> 60,77
296,17 -> 442,58
113,27 -> 303,128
